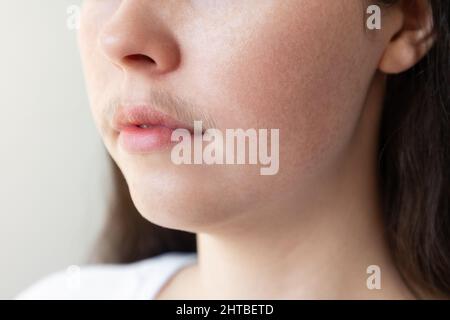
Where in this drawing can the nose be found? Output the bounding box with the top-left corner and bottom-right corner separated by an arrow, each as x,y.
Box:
98,2 -> 181,77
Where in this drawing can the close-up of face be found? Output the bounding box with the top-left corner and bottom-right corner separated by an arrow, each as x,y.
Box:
78,0 -> 395,233
3,0 -> 448,302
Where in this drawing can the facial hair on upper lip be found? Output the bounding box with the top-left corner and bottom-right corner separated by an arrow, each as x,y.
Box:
102,88 -> 218,133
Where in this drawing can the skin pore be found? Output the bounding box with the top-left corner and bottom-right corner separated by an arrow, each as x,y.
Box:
78,0 -> 434,299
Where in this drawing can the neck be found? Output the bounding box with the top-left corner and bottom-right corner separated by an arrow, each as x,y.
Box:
185,73 -> 413,299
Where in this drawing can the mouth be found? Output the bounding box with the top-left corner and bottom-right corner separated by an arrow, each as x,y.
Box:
112,105 -> 194,154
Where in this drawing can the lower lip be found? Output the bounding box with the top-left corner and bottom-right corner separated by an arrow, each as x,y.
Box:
118,125 -> 179,153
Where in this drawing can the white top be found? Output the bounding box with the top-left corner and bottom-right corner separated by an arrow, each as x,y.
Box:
15,252 -> 197,300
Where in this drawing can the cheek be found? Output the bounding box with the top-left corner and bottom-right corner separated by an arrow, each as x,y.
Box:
185,1 -> 376,174
78,55 -> 110,139
78,12 -> 102,117
79,12 -> 119,137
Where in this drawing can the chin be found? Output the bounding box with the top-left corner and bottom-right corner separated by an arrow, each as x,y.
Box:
115,152 -> 284,233
122,168 -> 235,233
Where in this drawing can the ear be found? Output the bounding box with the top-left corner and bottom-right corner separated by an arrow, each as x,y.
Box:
378,0 -> 435,74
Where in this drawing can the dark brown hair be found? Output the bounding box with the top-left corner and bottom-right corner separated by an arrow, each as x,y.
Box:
378,0 -> 450,297
90,0 -> 449,298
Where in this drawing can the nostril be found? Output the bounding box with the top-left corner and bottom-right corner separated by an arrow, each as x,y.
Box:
126,54 -> 156,64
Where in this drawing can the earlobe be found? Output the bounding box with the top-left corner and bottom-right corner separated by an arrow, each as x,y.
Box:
378,0 -> 435,75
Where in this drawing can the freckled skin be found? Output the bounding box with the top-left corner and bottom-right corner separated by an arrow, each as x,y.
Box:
78,0 -> 389,232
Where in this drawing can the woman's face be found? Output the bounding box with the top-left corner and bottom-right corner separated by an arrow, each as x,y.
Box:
79,0 -> 388,231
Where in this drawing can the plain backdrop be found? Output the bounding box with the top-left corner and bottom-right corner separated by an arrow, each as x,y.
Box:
0,1 -> 108,299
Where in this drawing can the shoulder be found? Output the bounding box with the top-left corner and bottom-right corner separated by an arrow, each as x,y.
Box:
15,251 -> 197,300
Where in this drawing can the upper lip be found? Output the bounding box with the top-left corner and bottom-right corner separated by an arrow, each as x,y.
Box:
112,105 -> 194,133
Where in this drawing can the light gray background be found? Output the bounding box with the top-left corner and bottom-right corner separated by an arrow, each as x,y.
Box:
0,1 -> 108,298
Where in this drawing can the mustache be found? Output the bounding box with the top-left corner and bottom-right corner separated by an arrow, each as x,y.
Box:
104,88 -> 218,131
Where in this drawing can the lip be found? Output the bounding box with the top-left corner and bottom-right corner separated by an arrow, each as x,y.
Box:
112,105 -> 193,154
